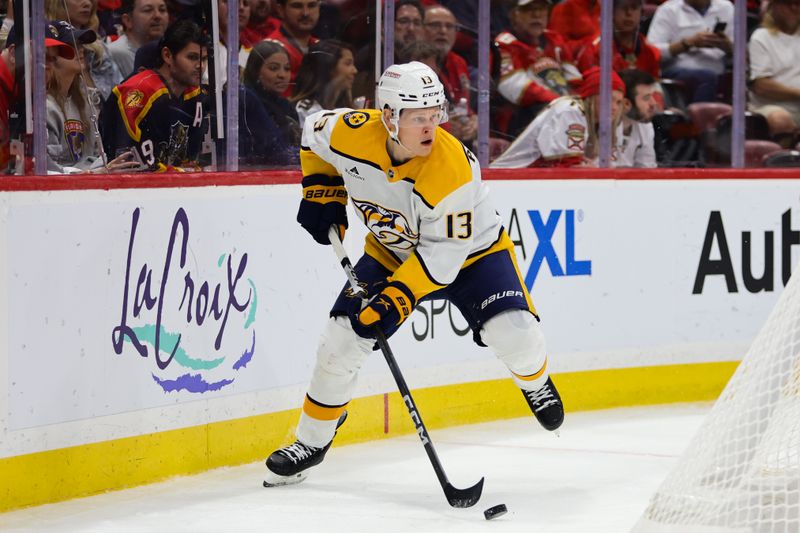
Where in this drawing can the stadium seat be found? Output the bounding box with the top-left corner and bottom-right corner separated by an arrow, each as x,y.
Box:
658,79 -> 689,112
744,140 -> 782,167
709,112 -> 773,165
687,102 -> 732,134
714,112 -> 771,141
763,149 -> 800,167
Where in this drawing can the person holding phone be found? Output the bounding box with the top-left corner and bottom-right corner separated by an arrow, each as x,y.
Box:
647,0 -> 733,102
748,0 -> 800,147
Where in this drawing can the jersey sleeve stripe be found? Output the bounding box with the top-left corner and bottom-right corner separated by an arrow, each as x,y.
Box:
329,145 -> 383,172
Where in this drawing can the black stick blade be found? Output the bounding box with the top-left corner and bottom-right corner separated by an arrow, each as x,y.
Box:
444,477 -> 484,508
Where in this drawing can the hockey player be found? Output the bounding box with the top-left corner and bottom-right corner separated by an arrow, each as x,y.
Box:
101,19 -> 207,172
264,61 -> 564,487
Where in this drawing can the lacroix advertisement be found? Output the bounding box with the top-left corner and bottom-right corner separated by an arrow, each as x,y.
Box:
1,178 -> 798,455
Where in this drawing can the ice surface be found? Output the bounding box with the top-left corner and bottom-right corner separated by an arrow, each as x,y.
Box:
0,404 -> 710,533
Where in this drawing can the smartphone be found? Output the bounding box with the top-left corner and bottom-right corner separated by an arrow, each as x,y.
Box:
713,21 -> 727,34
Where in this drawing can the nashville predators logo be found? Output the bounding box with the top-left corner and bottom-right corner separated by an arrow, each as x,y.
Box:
343,111 -> 368,129
352,198 -> 418,251
125,89 -> 145,109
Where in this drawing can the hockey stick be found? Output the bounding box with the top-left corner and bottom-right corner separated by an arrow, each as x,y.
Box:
327,226 -> 484,508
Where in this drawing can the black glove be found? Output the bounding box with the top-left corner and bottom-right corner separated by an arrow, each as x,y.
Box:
296,173 -> 348,245
347,280 -> 416,339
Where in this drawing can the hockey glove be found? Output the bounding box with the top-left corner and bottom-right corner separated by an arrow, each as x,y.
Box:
296,174 -> 348,245
349,281 -> 416,338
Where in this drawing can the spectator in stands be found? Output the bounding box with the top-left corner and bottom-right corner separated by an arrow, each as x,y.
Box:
646,0 -> 733,103
293,39 -> 357,127
101,19 -> 208,171
241,0 -> 280,47
267,0 -> 320,94
495,0 -> 582,136
548,0 -> 599,54
45,0 -> 123,100
749,0 -> 800,147
107,0 -> 168,78
353,0 -> 425,104
423,4 -> 476,143
397,39 -> 439,71
243,40 -> 301,147
438,0 -> 511,40
217,0 -> 254,81
0,25 -> 17,171
490,67 -> 625,168
46,21 -> 137,173
618,69 -> 658,167
576,0 -> 661,79
397,0 -> 427,48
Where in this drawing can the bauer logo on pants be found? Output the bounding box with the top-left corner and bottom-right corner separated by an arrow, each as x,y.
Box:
110,207 -> 258,394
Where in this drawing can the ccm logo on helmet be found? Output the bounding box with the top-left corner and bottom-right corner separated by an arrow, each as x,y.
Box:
480,290 -> 524,309
422,92 -> 440,98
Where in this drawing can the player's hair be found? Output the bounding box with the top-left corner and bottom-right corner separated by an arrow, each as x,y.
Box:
292,39 -> 355,110
156,20 -> 207,67
619,69 -> 655,102
243,40 -> 290,92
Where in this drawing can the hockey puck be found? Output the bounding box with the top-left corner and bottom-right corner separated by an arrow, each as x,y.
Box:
483,504 -> 507,520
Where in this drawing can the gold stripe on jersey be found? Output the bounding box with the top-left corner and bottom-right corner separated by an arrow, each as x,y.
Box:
389,251 -> 447,302
409,131 -> 474,208
302,395 -> 348,421
504,244 -> 538,317
513,358 -> 548,381
301,146 -> 340,177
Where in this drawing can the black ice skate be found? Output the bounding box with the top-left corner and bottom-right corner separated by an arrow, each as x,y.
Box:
522,377 -> 564,431
263,411 -> 348,487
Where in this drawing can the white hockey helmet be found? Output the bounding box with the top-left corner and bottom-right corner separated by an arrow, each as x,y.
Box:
377,61 -> 449,141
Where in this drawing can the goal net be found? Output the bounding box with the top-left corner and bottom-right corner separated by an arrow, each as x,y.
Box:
632,266 -> 800,533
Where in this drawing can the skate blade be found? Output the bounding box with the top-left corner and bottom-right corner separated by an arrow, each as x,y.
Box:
263,469 -> 308,487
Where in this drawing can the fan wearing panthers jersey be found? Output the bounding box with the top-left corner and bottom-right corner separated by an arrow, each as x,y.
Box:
101,20 -> 208,172
263,61 -> 565,487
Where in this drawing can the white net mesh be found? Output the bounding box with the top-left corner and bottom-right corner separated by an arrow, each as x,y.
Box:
632,267 -> 800,533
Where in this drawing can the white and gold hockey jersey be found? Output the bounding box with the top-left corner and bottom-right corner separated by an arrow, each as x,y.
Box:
300,108 -> 512,302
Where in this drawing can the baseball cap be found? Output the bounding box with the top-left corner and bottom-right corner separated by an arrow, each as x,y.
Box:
46,20 -> 97,48
577,67 -> 625,98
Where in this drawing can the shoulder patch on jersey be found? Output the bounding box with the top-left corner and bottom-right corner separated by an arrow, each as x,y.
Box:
113,70 -> 169,142
330,110 -> 391,169
343,111 -> 369,128
566,123 -> 586,150
124,89 -> 145,110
